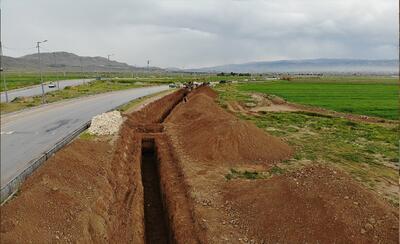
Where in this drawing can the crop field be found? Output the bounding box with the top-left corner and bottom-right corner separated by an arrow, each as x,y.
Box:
238,76 -> 398,120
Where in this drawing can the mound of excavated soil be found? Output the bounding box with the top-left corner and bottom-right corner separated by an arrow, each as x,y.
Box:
0,140 -> 116,243
165,92 -> 293,164
126,89 -> 186,125
187,85 -> 218,99
223,166 -> 399,243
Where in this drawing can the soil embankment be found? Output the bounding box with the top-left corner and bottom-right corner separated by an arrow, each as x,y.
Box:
165,93 -> 293,165
164,86 -> 399,243
1,86 -> 398,243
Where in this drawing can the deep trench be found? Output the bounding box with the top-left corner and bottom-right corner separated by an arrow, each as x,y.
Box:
141,138 -> 170,244
140,91 -> 188,243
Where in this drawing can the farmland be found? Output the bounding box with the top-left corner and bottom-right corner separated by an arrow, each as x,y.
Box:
216,82 -> 399,206
238,76 -> 397,120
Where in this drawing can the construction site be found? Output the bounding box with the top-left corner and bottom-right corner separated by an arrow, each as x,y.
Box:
0,86 -> 398,243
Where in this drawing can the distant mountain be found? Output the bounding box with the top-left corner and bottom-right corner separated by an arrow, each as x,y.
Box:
3,52 -> 164,73
188,59 -> 399,74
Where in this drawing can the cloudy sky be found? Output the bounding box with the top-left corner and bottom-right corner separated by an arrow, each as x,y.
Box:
2,0 -> 398,68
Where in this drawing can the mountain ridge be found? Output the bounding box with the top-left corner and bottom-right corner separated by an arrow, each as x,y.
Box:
187,58 -> 399,74
3,52 -> 164,72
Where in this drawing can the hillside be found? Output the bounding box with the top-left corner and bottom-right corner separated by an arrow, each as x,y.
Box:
3,52 -> 163,72
188,59 -> 399,74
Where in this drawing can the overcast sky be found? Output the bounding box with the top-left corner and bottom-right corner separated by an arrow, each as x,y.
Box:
2,0 -> 398,68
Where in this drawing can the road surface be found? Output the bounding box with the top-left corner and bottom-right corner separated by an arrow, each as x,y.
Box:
0,79 -> 94,102
0,85 -> 168,187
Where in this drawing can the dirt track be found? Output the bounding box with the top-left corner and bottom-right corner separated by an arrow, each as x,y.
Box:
1,86 -> 398,243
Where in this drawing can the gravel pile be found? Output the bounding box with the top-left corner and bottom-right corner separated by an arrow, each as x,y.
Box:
88,111 -> 123,135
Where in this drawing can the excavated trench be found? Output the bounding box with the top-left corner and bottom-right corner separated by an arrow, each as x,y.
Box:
133,90 -> 201,243
141,138 -> 170,244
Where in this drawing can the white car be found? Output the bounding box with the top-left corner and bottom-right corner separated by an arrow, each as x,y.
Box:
48,83 -> 56,88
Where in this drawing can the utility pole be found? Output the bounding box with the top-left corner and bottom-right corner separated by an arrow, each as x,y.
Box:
79,57 -> 84,84
107,54 -> 113,78
53,52 -> 60,90
0,5 -> 8,103
36,39 -> 48,104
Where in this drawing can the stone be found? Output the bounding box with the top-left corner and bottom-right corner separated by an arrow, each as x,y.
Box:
88,111 -> 123,136
365,223 -> 374,231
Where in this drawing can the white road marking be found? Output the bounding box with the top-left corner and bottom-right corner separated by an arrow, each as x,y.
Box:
0,131 -> 14,135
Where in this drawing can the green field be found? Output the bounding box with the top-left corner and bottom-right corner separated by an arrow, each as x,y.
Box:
0,72 -> 92,91
238,77 -> 398,120
216,83 -> 399,206
0,80 -> 148,114
0,72 -> 253,91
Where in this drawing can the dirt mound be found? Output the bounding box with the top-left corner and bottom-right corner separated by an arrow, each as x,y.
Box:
223,166 -> 399,243
165,93 -> 293,164
126,89 -> 186,125
0,140 -> 115,243
188,85 -> 218,99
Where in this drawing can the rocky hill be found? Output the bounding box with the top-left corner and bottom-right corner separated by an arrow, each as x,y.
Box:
3,52 -> 163,72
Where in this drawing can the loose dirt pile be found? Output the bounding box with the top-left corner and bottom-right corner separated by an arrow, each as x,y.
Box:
223,166 -> 399,243
165,91 -> 293,165
88,110 -> 123,135
1,140 -> 115,243
187,85 -> 218,99
0,90 -> 193,243
126,89 -> 186,125
163,86 -> 398,243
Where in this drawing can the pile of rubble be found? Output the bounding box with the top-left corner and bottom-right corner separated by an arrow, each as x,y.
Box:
88,111 -> 123,135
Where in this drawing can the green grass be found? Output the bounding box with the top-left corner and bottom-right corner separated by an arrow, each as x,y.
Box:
1,72 -> 91,91
0,80 -> 148,114
237,77 -> 398,120
79,131 -> 97,140
225,166 -> 286,180
225,168 -> 267,180
217,82 -> 399,206
1,72 -> 263,91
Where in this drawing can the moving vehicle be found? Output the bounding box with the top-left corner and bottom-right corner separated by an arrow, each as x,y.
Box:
48,83 -> 56,88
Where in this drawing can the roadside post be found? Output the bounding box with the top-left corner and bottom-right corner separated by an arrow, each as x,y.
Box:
36,39 -> 48,103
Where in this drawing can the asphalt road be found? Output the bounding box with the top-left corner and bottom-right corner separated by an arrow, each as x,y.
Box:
0,79 -> 94,102
0,85 -> 168,187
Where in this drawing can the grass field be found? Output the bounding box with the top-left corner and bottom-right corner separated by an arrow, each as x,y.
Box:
0,72 -> 92,91
238,77 -> 398,120
1,71 -> 259,91
216,83 -> 399,206
0,80 -> 148,114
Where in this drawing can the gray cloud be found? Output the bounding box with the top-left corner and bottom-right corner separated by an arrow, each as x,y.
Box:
2,0 -> 398,68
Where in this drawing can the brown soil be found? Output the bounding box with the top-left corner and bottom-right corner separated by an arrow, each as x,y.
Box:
0,139 -> 116,243
1,86 -> 398,244
187,85 -> 218,99
223,166 -> 399,243
0,90 -> 200,243
165,92 -> 293,165
163,86 -> 399,243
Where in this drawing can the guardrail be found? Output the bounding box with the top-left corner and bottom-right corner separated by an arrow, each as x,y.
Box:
0,86 -> 169,203
0,121 -> 91,203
